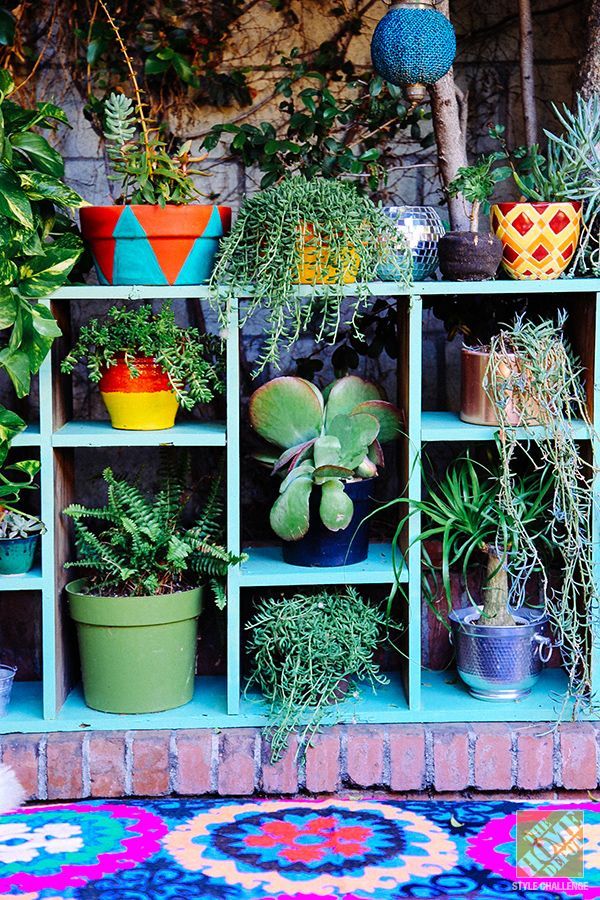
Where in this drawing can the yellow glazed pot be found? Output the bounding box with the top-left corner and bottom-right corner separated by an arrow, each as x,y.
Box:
490,201 -> 582,280
99,356 -> 178,430
295,222 -> 360,284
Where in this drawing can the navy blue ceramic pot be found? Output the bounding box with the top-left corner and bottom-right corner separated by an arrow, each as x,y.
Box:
282,479 -> 374,567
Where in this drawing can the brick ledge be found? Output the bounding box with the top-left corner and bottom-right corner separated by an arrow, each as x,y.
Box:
1,722 -> 597,801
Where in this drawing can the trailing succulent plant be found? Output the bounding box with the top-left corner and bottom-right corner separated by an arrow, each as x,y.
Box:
64,452 -> 245,607
246,587 -> 390,761
98,0 -> 208,206
61,302 -> 225,410
209,175 -> 412,373
249,374 -> 402,541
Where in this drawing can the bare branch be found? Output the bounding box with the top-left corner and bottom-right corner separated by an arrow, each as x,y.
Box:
518,0 -> 537,146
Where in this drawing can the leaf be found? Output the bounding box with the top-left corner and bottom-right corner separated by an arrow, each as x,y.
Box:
270,474 -> 312,541
11,132 -> 64,177
21,172 -> 83,207
0,67 -> 14,97
30,304 -> 61,338
0,165 -> 33,228
145,55 -> 171,76
0,346 -> 30,396
249,376 -> 323,449
324,375 -> 383,426
0,258 -> 17,286
18,235 -> 83,298
0,290 -> 17,327
351,400 -> 402,443
327,412 -> 380,471
319,479 -> 353,531
0,405 -> 25,446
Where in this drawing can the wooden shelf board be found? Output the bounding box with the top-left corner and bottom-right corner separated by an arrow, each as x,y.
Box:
52,420 -> 226,448
0,566 -> 42,592
238,542 -> 405,587
421,411 -> 590,443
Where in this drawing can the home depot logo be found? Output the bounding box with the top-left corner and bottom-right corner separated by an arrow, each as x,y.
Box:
515,808 -> 584,881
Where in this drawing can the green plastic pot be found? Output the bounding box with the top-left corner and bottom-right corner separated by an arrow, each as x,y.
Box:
66,578 -> 203,714
0,535 -> 39,575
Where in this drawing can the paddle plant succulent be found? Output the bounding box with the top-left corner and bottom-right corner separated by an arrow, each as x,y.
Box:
249,375 -> 402,541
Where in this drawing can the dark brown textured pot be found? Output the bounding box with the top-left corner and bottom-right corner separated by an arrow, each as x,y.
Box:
438,231 -> 502,282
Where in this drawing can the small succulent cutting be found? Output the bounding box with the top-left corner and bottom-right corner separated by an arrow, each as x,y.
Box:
0,457 -> 45,539
248,374 -> 402,541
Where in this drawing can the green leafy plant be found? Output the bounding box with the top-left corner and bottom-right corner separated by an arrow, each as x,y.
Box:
60,302 -> 224,410
98,0 -> 208,206
246,587 -> 390,760
203,53 -> 429,191
391,454 -> 553,627
0,451 -> 45,539
210,175 -> 411,372
485,314 -> 599,708
0,68 -> 83,397
447,152 -> 510,234
64,453 -> 245,608
249,375 -> 401,542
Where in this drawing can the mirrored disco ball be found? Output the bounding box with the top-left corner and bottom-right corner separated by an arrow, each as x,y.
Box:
382,205 -> 445,281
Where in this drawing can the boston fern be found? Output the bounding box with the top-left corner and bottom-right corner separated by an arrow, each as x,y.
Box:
64,455 -> 245,607
61,302 -> 224,410
210,175 -> 411,373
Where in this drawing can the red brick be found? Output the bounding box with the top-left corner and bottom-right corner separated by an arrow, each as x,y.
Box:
305,727 -> 341,793
474,724 -> 513,790
89,732 -> 127,798
346,726 -> 384,787
131,732 -> 170,796
176,730 -> 213,795
262,734 -> 298,794
0,734 -> 40,800
432,725 -> 469,791
218,729 -> 256,795
560,723 -> 597,789
516,727 -> 553,789
388,725 -> 425,791
47,733 -> 84,800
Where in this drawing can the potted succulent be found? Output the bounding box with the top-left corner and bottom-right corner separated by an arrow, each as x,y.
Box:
210,176 -> 411,373
438,153 -> 505,281
79,1 -> 230,286
0,455 -> 45,576
64,456 -> 245,714
397,455 -> 555,699
60,302 -> 224,430
248,374 -> 402,566
489,107 -> 593,280
247,587 -> 390,761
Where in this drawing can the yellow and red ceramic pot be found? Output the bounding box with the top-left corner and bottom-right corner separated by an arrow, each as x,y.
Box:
99,356 -> 178,431
295,222 -> 360,285
490,201 -> 582,280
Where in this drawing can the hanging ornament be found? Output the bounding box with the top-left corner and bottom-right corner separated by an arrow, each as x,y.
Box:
371,0 -> 456,105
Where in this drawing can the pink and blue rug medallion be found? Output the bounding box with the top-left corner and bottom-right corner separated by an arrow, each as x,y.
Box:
0,798 -> 596,899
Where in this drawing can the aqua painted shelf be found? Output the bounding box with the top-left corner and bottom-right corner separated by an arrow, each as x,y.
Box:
421,411 -> 590,442
1,278 -> 598,733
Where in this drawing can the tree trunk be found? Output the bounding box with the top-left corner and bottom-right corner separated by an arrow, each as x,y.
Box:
481,548 -> 516,626
578,0 -> 600,98
429,0 -> 470,232
518,0 -> 537,146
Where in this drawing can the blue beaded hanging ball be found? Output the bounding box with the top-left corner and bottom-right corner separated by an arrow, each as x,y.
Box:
371,5 -> 456,87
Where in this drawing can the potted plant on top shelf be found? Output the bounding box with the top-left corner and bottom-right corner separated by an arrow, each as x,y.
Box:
438,153 -> 505,282
79,0 -> 231,286
64,455 -> 245,714
210,176 -> 412,374
60,302 -> 224,430
248,374 -> 402,566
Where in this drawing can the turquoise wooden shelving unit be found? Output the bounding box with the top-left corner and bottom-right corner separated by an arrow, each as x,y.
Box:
1,278 -> 599,734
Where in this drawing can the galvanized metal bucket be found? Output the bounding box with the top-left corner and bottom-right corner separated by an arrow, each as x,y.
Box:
449,606 -> 551,701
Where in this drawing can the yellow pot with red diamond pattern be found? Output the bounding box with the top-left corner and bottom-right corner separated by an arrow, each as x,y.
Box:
99,356 -> 178,430
490,201 -> 582,280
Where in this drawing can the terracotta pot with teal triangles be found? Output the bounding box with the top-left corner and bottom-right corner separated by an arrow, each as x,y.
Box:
79,204 -> 232,286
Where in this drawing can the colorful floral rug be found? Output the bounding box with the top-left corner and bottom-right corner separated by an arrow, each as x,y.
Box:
0,797 -> 597,899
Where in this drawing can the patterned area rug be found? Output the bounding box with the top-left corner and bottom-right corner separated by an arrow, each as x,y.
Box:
0,797 -> 596,899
